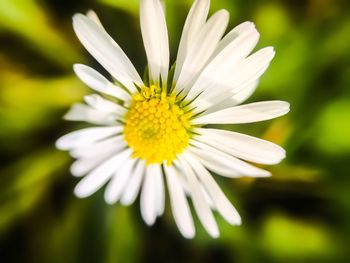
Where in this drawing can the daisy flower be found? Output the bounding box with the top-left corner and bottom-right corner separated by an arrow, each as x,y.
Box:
56,0 -> 290,238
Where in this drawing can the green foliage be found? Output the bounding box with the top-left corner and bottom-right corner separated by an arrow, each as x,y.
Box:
315,99 -> 350,155
260,213 -> 335,260
0,0 -> 81,68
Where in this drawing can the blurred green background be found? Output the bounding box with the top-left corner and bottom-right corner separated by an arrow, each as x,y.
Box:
1,0 -> 350,262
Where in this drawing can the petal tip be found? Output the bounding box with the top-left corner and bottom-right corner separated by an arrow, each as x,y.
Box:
72,13 -> 85,23
55,137 -> 67,150
181,229 -> 196,239
227,213 -> 242,226
209,229 -> 220,239
104,193 -> 117,205
74,185 -> 89,199
73,63 -> 84,73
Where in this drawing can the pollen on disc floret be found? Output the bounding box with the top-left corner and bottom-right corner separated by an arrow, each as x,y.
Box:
124,85 -> 192,165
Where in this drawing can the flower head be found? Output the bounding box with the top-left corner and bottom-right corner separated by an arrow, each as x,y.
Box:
56,0 -> 290,238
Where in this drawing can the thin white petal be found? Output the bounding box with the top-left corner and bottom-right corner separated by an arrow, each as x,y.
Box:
178,171 -> 191,195
173,0 -> 210,83
70,138 -> 126,177
56,126 -> 122,150
189,141 -> 271,177
71,157 -> 104,178
69,136 -> 125,159
73,149 -> 132,198
203,80 -> 259,114
140,0 -> 169,85
164,165 -> 195,239
63,103 -> 118,125
140,165 -> 157,225
70,153 -> 112,177
120,160 -> 146,206
84,94 -> 127,117
200,184 -> 215,209
186,23 -> 259,101
190,47 -> 275,113
211,21 -> 256,59
224,47 -> 275,92
174,10 -> 229,94
230,80 -> 259,106
154,164 -> 165,216
192,101 -> 290,125
176,157 -> 219,238
104,157 -> 137,204
73,64 -> 131,101
183,151 -> 241,225
72,14 -> 143,92
86,10 -> 104,28
194,128 -> 286,165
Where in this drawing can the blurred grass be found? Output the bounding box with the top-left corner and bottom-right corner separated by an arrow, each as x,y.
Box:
0,0 -> 81,68
0,149 -> 69,233
0,0 -> 350,262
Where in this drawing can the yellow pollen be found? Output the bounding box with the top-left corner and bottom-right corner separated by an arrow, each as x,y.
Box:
124,85 -> 191,165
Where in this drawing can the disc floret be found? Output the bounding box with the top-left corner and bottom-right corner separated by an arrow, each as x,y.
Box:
124,85 -> 191,165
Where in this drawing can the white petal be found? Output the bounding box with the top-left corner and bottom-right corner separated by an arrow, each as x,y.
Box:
86,10 -> 104,28
73,149 -> 132,198
63,104 -> 118,125
230,80 -> 259,105
211,21 -> 256,59
183,151 -> 241,225
120,160 -> 146,206
70,153 -> 112,177
140,0 -> 169,85
104,157 -> 137,204
73,64 -> 131,101
56,126 -> 122,150
189,146 -> 238,178
174,10 -> 229,94
190,47 -> 275,113
173,0 -> 210,83
203,80 -> 259,114
70,138 -> 126,177
192,101 -> 290,125
186,23 -> 259,101
194,128 -> 286,165
84,94 -> 127,117
72,14 -> 143,92
189,141 -> 271,177
154,164 -> 165,216
225,47 -> 275,92
71,157 -> 104,177
176,157 -> 219,238
178,171 -> 191,195
200,183 -> 215,209
164,165 -> 195,239
70,136 -> 125,159
140,165 -> 157,226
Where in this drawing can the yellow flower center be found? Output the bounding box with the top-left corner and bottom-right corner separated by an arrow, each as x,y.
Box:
124,85 -> 191,165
